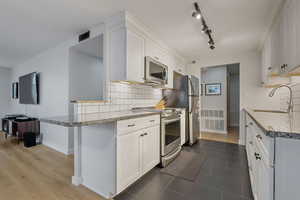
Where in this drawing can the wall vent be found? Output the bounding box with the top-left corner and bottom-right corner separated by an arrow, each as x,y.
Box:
201,109 -> 226,133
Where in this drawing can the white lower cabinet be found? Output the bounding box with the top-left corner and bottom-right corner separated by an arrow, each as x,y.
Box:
116,118 -> 160,194
80,114 -> 160,199
117,130 -> 141,193
245,114 -> 273,200
141,126 -> 160,174
246,111 -> 300,200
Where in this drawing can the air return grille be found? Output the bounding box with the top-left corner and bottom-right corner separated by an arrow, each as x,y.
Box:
201,109 -> 225,133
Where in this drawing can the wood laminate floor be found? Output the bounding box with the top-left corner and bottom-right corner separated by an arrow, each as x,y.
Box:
0,132 -> 105,200
200,127 -> 239,144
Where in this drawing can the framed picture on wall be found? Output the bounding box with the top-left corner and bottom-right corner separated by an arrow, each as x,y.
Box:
12,82 -> 18,99
205,83 -> 221,96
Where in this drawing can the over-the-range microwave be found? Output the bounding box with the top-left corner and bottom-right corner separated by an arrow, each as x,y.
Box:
144,56 -> 168,85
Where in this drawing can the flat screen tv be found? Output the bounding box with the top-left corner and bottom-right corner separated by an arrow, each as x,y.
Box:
19,72 -> 39,104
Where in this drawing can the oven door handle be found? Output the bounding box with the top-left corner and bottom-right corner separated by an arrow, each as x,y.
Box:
163,146 -> 181,160
162,118 -> 180,125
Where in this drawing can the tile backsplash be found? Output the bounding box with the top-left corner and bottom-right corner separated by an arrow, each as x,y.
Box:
279,83 -> 300,112
75,82 -> 162,114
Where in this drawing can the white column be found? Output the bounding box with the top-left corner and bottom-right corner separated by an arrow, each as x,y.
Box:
72,126 -> 83,185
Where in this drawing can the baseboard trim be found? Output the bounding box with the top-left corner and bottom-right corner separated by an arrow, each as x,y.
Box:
201,129 -> 228,134
67,148 -> 74,155
42,142 -> 69,155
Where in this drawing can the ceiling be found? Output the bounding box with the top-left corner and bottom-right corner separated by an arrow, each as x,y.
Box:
0,0 -> 283,68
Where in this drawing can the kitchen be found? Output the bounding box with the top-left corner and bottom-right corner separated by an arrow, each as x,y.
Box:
0,1 -> 300,200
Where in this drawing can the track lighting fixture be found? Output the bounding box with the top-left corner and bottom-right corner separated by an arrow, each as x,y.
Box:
192,11 -> 201,19
192,2 -> 216,50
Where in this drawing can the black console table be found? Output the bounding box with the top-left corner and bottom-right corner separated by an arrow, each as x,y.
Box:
2,115 -> 40,143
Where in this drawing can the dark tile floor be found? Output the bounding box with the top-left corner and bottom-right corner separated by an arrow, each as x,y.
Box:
114,139 -> 253,200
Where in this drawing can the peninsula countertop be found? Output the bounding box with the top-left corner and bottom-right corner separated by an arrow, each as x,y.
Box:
244,108 -> 300,139
40,110 -> 161,127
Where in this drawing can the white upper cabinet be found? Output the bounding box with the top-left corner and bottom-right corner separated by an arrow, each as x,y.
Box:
261,35 -> 271,85
107,12 -> 187,87
270,0 -> 299,74
261,0 -> 300,84
279,0 -> 297,73
126,29 -> 145,82
108,26 -> 145,82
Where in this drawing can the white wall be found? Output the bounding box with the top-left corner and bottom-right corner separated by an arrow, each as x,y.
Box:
0,67 -> 12,128
9,23 -> 105,154
188,50 -> 281,145
69,50 -> 104,101
10,41 -> 72,154
201,65 -> 227,133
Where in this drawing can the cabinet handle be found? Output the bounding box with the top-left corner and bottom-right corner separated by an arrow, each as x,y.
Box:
149,120 -> 155,122
254,152 -> 261,160
245,125 -> 249,128
249,141 -> 253,145
128,124 -> 135,127
256,134 -> 262,140
268,67 -> 272,71
249,122 -> 253,126
140,133 -> 148,137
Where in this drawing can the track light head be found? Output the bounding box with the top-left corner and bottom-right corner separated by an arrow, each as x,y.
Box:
201,25 -> 208,33
208,39 -> 214,45
192,11 -> 201,19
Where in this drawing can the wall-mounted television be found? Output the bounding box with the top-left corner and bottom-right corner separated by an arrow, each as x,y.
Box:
19,72 -> 39,104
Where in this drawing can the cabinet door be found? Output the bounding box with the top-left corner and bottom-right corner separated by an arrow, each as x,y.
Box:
126,29 -> 145,82
117,131 -> 141,193
270,19 -> 281,74
141,126 -> 160,175
252,145 -> 260,200
261,36 -> 271,85
257,158 -> 273,200
285,0 -> 297,71
280,0 -> 297,73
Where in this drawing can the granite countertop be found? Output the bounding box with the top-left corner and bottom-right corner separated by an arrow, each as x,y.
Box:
40,110 -> 161,127
244,108 -> 300,139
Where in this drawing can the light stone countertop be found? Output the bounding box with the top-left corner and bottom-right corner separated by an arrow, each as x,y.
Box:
40,110 -> 161,127
244,108 -> 300,139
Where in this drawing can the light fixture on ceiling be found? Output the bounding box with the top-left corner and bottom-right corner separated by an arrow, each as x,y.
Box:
192,2 -> 216,50
192,11 -> 201,19
192,2 -> 202,19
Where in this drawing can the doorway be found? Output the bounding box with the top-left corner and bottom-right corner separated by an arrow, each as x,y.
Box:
200,63 -> 240,144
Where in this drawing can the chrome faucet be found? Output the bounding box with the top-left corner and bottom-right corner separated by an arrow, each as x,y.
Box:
268,84 -> 293,114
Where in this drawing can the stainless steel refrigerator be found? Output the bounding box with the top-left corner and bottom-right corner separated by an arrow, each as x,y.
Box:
164,73 -> 200,145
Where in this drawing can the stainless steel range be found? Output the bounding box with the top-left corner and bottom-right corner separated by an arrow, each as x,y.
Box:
160,109 -> 181,167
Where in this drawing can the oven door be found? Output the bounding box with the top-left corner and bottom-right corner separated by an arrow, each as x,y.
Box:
161,117 -> 181,156
145,56 -> 168,84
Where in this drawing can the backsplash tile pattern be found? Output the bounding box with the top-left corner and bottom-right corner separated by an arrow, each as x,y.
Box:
279,84 -> 300,112
75,82 -> 162,114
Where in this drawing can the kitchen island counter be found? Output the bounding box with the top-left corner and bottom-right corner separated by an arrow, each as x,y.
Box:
244,108 -> 300,139
40,110 -> 161,127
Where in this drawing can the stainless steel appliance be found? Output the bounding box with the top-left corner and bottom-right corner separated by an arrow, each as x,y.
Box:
144,56 -> 168,84
161,109 -> 181,167
163,74 -> 200,145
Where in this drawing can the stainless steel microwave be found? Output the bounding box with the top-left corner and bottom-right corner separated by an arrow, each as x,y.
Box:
144,56 -> 168,84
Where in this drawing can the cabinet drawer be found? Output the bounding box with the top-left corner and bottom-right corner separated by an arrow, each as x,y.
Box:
137,115 -> 160,128
117,115 -> 160,135
117,118 -> 141,135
